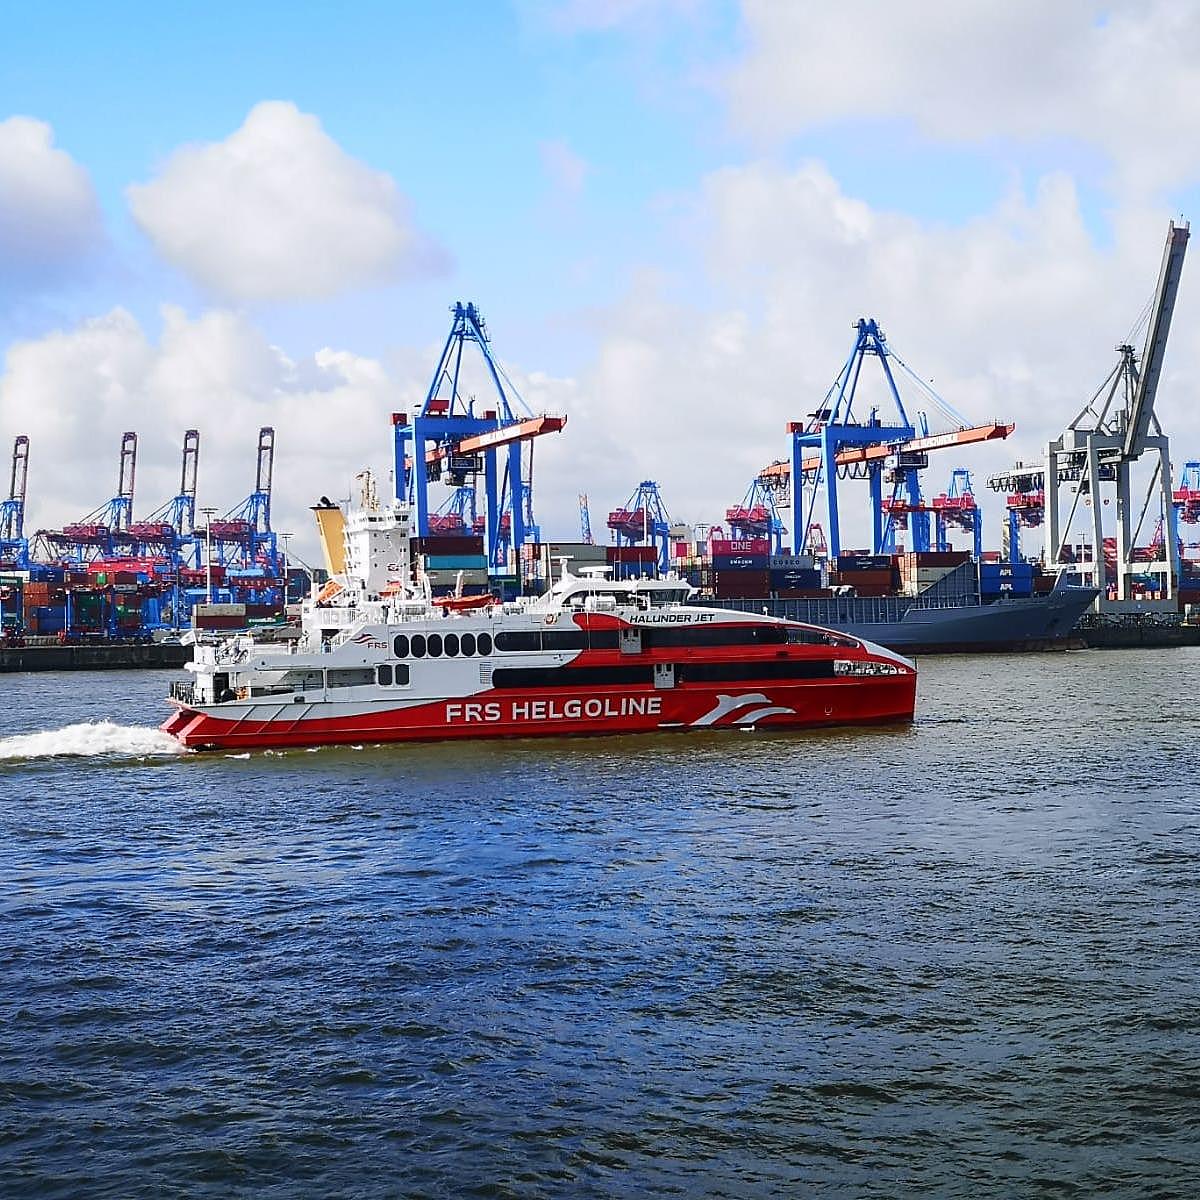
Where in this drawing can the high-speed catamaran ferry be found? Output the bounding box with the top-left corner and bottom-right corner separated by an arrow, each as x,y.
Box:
162,479 -> 916,751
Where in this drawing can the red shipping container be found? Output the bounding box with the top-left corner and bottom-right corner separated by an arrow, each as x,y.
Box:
710,539 -> 770,556
413,535 -> 485,556
846,583 -> 894,597
607,546 -> 657,563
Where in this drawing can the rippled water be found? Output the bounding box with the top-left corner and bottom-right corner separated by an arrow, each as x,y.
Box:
2,652 -> 1199,1198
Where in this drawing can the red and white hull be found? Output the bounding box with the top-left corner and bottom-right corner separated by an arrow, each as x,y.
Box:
163,672 -> 915,751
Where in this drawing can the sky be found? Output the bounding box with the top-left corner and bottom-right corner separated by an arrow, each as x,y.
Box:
3,0 -> 1200,559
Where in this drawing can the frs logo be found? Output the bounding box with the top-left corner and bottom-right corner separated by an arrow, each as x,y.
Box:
350,631 -> 387,649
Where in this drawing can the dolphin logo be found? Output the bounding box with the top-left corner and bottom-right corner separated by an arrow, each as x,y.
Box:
692,693 -> 796,727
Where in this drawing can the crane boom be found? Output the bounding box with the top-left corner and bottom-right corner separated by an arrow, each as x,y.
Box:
411,415 -> 566,466
1124,220 -> 1189,460
761,421 -> 1013,481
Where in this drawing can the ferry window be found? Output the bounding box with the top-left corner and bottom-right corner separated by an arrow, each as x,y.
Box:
444,633 -> 460,657
477,632 -> 493,656
281,670 -> 323,690
394,664 -> 410,686
411,634 -> 427,658
643,624 -> 788,648
543,630 -> 587,651
393,634 -> 409,658
786,628 -> 858,648
493,664 -> 654,689
328,668 -> 376,688
495,630 -> 543,652
427,633 -> 443,657
587,629 -> 620,650
677,660 -> 835,684
461,633 -> 477,656
377,664 -> 394,686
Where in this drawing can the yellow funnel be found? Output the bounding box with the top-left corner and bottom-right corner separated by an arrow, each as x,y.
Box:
312,502 -> 346,576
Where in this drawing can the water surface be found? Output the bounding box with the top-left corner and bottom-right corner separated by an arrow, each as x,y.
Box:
1,652 -> 1198,1197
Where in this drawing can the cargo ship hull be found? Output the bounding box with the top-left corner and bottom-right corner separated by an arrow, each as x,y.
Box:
702,586 -> 1098,654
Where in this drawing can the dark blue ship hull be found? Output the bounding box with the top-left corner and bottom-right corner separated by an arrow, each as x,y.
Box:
701,586 -> 1098,654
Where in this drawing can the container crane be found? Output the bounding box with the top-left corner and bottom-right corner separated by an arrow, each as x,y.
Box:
428,485 -> 477,536
989,221 -> 1188,610
761,318 -> 1012,558
1174,461 -> 1200,525
930,467 -> 983,558
393,302 -> 565,572
124,430 -> 201,567
203,427 -> 279,579
608,481 -> 673,574
579,494 -> 593,544
37,431 -> 137,562
0,435 -> 30,569
726,476 -> 786,552
984,462 -> 1045,563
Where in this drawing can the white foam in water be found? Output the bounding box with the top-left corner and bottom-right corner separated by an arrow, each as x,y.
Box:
0,721 -> 186,761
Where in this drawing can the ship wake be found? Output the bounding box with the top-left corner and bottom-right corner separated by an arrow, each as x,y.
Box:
0,721 -> 186,762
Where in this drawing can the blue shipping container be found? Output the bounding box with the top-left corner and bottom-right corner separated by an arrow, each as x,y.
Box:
770,568 -> 822,587
838,555 -> 892,572
982,585 -> 1033,597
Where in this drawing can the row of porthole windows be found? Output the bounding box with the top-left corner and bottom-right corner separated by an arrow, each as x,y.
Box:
392,632 -> 493,660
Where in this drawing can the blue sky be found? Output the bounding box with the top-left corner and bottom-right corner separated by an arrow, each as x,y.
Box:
2,2 -> 733,363
3,1 -> 1200,549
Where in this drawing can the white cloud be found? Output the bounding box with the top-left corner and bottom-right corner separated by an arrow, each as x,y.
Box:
0,116 -> 103,284
562,161 -> 1200,550
127,101 -> 447,302
0,304 -> 586,560
7,169 -> 1196,562
725,1 -> 1200,194
0,307 -> 398,556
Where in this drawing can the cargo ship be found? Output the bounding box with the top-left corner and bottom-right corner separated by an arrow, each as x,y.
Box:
162,481 -> 916,751
522,540 -> 1100,655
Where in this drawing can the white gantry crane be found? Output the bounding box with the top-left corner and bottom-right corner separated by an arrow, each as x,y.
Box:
991,220 -> 1188,612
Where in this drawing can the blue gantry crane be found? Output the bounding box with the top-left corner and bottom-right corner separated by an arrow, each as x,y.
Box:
0,435 -> 30,569
203,426 -> 279,580
36,431 -> 138,563
429,484 -> 482,537
760,318 -> 1011,559
124,429 -> 201,568
931,467 -> 983,558
579,493 -> 593,544
392,302 -> 565,572
608,480 -> 673,574
1174,461 -> 1200,526
726,475 -> 786,552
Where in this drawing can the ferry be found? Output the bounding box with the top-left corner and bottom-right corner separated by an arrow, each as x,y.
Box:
162,480 -> 916,751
